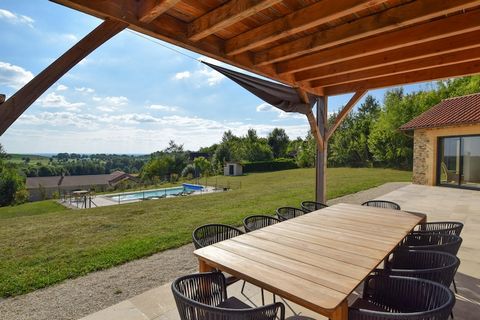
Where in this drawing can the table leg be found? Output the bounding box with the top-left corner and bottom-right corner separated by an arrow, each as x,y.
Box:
198,259 -> 214,272
330,300 -> 348,320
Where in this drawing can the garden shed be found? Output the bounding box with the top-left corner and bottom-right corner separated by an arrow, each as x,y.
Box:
400,93 -> 480,189
224,162 -> 243,176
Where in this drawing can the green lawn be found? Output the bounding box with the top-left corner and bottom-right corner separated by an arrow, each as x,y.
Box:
0,167 -> 410,297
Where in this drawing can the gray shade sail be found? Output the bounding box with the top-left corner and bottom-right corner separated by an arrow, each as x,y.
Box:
202,61 -> 317,115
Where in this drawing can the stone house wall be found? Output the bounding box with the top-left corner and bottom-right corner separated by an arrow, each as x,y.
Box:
412,123 -> 480,186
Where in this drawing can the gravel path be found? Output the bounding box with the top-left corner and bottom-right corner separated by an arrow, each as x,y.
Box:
0,182 -> 409,320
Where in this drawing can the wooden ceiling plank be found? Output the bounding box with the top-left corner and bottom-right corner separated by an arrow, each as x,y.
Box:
50,0 -> 322,96
311,47 -> 480,88
255,0 -> 480,66
275,8 -> 480,74
323,60 -> 480,96
295,30 -> 480,82
188,0 -> 284,42
225,0 -> 385,56
326,91 -> 365,141
0,19 -> 127,135
138,0 -> 181,23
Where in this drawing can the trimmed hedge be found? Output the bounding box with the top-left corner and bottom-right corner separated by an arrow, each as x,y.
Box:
242,159 -> 298,173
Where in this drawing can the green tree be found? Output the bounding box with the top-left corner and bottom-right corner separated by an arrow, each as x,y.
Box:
295,132 -> 316,167
267,128 -> 290,158
193,157 -> 211,186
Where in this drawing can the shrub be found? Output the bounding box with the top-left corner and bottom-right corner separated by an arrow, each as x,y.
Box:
242,159 -> 298,173
14,189 -> 29,204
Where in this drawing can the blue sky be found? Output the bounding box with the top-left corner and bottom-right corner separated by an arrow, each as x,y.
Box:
0,1 -> 436,154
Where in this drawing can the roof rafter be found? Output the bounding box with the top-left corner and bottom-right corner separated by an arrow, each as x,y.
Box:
275,8 -> 480,74
225,0 -> 384,56
255,0 -> 480,66
137,0 -> 181,23
51,0 -> 323,96
188,0 -> 283,42
311,46 -> 480,88
323,59 -> 480,96
295,30 -> 480,82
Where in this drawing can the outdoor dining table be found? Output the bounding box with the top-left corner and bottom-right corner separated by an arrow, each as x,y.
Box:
194,203 -> 426,320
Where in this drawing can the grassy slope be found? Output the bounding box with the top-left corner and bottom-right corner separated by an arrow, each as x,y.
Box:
0,168 -> 410,297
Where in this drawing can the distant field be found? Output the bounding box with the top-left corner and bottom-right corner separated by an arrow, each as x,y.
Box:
0,167 -> 411,297
7,153 -> 51,165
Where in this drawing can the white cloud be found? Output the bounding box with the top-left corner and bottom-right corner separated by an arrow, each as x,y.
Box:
11,110 -> 310,153
56,84 -> 68,91
75,87 -> 95,93
39,92 -> 85,111
92,95 -> 128,112
0,61 -> 34,89
148,104 -> 178,112
174,71 -> 191,80
173,57 -> 225,87
0,9 -> 34,28
256,103 -> 274,112
256,102 -> 304,120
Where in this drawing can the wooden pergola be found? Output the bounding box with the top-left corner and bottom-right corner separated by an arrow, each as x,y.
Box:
1,0 -> 480,203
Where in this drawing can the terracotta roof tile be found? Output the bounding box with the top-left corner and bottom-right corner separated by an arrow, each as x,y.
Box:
399,93 -> 480,130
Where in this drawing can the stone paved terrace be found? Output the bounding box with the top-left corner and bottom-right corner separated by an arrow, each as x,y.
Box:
80,184 -> 480,320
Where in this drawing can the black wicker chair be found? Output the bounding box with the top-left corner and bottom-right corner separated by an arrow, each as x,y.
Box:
192,224 -> 244,286
172,272 -> 285,320
350,275 -> 455,320
398,233 -> 462,256
243,215 -> 281,233
397,232 -> 463,293
361,200 -> 401,210
276,207 -> 307,221
382,250 -> 459,288
300,201 -> 328,212
414,221 -> 464,236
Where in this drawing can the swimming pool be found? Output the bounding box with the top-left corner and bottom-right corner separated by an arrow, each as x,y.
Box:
109,184 -> 204,202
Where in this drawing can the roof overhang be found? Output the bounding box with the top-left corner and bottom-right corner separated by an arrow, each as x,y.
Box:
49,0 -> 480,96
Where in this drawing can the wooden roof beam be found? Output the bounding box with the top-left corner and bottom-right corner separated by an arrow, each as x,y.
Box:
137,0 -> 180,24
311,47 -> 480,88
296,88 -> 325,152
323,59 -> 480,96
295,30 -> 480,82
275,8 -> 480,75
326,91 -> 366,141
188,0 -> 283,42
51,0 -> 322,96
225,0 -> 384,56
255,0 -> 480,66
0,19 -> 127,135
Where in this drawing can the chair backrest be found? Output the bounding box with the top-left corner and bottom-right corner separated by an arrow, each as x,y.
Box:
361,200 -> 401,210
243,215 -> 280,232
300,201 -> 328,212
192,224 -> 244,249
275,207 -> 307,221
414,221 -> 464,236
350,275 -> 454,320
172,272 -> 285,320
387,250 -> 459,287
399,233 -> 463,256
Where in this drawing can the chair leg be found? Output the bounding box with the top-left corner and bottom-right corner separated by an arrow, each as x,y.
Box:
241,280 -> 246,294
453,278 -> 458,293
261,288 -> 265,305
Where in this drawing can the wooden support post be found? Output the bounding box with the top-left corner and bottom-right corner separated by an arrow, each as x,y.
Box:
0,19 -> 127,136
0,94 -> 5,104
316,96 -> 328,203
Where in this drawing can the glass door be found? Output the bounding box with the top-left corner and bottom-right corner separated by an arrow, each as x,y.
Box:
438,135 -> 480,189
461,136 -> 480,189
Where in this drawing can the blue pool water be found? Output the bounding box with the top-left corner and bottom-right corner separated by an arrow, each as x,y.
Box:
110,184 -> 204,202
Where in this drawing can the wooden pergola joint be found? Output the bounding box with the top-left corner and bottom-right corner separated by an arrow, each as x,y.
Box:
137,0 -> 180,23
326,90 -> 367,141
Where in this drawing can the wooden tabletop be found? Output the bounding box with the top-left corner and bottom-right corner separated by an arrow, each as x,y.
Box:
194,203 -> 425,318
